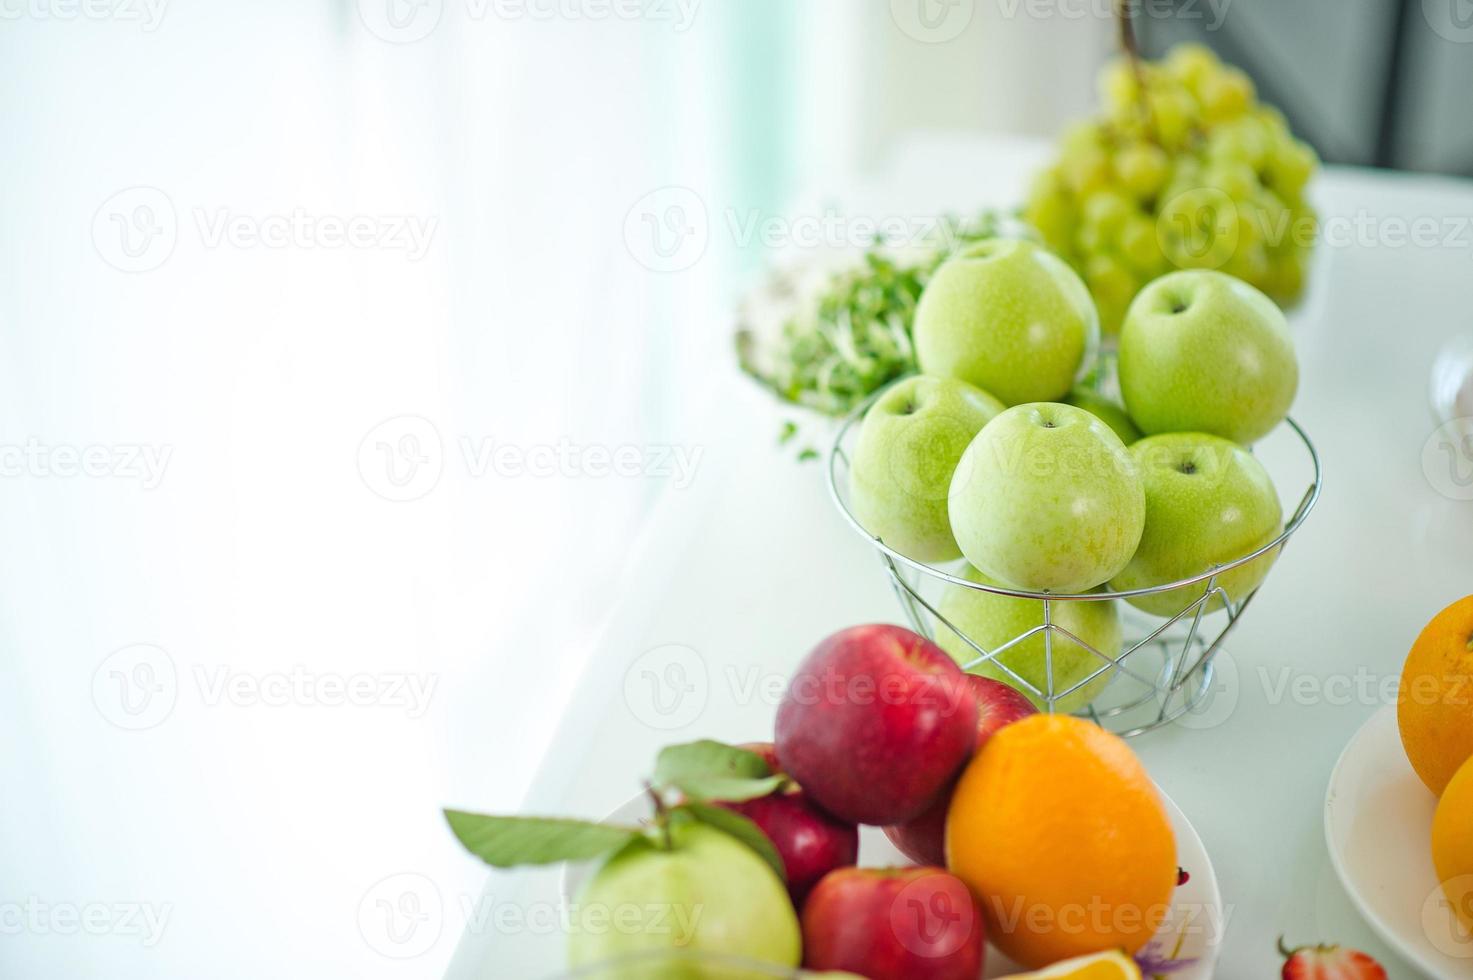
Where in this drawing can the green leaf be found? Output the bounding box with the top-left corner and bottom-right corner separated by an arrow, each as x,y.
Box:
674,773 -> 788,802
656,739 -> 772,780
778,420 -> 798,445
443,810 -> 640,868
679,802 -> 785,882
653,740 -> 786,803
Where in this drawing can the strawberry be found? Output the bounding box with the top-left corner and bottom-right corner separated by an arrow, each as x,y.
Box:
1278,937 -> 1388,980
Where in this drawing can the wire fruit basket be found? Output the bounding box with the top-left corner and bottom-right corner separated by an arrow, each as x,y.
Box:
827,387 -> 1323,738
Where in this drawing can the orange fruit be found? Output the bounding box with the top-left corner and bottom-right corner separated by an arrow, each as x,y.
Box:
1432,752 -> 1473,929
945,714 -> 1176,969
1001,950 -> 1143,979
1397,596 -> 1473,796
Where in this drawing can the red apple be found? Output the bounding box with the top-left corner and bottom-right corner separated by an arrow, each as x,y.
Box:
883,675 -> 1037,864
709,742 -> 859,905
716,789 -> 858,905
881,796 -> 950,869
802,866 -> 985,980
776,625 -> 978,826
964,673 -> 1040,745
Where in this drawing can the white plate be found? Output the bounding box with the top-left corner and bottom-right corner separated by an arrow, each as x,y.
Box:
565,789 -> 1220,979
1324,705 -> 1473,977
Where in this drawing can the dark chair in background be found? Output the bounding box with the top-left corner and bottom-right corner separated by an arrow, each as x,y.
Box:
1141,0 -> 1473,175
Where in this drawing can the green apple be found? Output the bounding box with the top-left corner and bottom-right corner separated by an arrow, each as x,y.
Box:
1118,270 -> 1298,444
914,239 -> 1099,405
934,565 -> 1121,712
568,819 -> 800,978
1110,432 -> 1283,618
849,375 -> 1006,562
948,402 -> 1145,593
1064,388 -> 1142,445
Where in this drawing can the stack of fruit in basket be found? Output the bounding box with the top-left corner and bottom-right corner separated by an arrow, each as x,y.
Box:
442,239 -> 1308,979
1025,43 -> 1319,334
1398,596 -> 1473,934
446,624 -> 1177,979
848,237 -> 1300,710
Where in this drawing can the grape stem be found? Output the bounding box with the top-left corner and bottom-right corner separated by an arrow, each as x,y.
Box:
1115,0 -> 1159,145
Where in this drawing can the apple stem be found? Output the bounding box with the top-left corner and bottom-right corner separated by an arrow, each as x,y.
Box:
644,781 -> 674,849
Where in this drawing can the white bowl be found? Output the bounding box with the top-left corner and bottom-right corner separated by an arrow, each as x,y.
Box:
1324,704 -> 1473,976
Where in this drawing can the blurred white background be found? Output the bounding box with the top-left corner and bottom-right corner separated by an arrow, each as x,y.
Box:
1,0 -> 1462,977
0,5 -> 1112,976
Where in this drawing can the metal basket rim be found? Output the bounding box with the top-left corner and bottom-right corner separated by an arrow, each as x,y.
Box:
827,381 -> 1323,602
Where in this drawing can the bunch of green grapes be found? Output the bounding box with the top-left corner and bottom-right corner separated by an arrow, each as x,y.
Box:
1026,43 -> 1319,333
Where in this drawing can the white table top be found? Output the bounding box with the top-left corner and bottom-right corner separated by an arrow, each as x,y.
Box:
448,137 -> 1473,979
